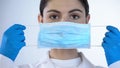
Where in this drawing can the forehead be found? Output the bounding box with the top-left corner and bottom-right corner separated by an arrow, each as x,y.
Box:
44,0 -> 85,13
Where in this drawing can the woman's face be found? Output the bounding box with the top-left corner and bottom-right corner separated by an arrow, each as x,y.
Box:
39,0 -> 90,24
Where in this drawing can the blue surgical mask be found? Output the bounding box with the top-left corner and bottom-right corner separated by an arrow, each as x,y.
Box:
38,22 -> 90,48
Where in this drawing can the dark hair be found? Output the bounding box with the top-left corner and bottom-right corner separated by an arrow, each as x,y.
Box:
39,0 -> 89,17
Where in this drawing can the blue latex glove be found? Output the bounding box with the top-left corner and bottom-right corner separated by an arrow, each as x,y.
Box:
0,24 -> 26,61
102,26 -> 120,66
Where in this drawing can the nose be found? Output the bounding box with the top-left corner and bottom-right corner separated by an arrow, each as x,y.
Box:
60,15 -> 70,22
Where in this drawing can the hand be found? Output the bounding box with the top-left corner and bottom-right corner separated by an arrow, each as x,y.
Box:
0,24 -> 26,61
102,26 -> 120,66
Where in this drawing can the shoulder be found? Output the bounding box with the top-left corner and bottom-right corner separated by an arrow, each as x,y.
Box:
78,52 -> 106,68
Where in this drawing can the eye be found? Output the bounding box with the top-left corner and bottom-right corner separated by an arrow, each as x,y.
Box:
49,15 -> 59,20
70,15 -> 80,20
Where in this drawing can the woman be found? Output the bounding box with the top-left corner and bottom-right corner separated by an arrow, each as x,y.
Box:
0,0 -> 120,68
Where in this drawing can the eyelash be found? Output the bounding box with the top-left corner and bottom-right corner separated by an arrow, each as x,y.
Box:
70,14 -> 80,20
49,14 -> 60,20
48,14 -> 80,20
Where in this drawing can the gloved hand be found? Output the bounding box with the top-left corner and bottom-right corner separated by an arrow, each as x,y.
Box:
0,24 -> 26,61
102,26 -> 120,66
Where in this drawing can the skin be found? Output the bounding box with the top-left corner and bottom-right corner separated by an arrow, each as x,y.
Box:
38,0 -> 90,60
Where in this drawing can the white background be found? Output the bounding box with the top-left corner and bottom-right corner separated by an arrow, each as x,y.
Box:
0,0 -> 120,67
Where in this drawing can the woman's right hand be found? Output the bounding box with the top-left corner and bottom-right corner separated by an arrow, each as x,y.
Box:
0,24 -> 26,61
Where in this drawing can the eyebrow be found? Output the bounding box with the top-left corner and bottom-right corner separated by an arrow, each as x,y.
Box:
47,9 -> 83,13
69,9 -> 83,13
47,10 -> 60,13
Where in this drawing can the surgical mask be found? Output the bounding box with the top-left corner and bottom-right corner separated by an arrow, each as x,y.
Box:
38,22 -> 90,48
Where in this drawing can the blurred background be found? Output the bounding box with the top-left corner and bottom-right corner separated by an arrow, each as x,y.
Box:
0,0 -> 120,67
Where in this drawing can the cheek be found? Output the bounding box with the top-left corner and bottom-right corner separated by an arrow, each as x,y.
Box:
43,17 -> 47,23
43,14 -> 54,23
43,12 -> 49,23
42,15 -> 50,23
78,13 -> 88,24
77,17 -> 87,24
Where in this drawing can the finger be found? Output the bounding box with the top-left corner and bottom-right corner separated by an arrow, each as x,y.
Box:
105,32 -> 116,39
107,26 -> 120,35
102,42 -> 113,49
15,42 -> 26,50
103,37 -> 112,44
19,42 -> 26,47
18,24 -> 26,30
11,24 -> 26,30
16,30 -> 24,35
102,42 -> 106,48
17,35 -> 25,42
102,42 -> 108,49
103,36 -> 120,47
103,37 -> 118,45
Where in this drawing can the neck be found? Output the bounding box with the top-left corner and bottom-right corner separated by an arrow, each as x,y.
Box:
49,49 -> 79,60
